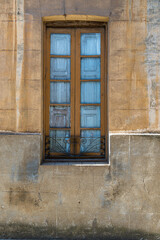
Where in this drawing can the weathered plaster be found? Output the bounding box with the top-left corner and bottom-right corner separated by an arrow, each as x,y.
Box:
0,0 -> 154,132
15,0 -> 24,131
145,0 -> 160,130
0,134 -> 160,239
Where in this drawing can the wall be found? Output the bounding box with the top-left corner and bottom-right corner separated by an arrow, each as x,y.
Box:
0,0 -> 160,239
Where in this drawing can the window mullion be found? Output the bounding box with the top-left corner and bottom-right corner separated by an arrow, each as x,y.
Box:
74,29 -> 81,155
70,29 -> 76,155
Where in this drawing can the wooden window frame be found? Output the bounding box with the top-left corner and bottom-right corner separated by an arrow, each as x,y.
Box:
43,16 -> 108,163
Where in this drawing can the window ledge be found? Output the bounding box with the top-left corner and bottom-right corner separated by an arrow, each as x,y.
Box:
41,161 -> 109,166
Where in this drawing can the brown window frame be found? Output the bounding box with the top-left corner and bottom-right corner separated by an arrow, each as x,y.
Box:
43,19 -> 108,163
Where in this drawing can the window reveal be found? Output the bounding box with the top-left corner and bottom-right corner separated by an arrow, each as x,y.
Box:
44,27 -> 107,161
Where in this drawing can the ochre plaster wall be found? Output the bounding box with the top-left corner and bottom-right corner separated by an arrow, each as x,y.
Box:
0,0 -> 160,133
0,0 -> 160,239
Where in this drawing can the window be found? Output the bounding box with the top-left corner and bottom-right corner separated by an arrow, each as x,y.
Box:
44,21 -> 107,162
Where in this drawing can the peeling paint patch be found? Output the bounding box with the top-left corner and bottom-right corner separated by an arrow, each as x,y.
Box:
25,159 -> 39,181
15,0 -> 24,131
146,0 -> 160,129
17,143 -> 39,182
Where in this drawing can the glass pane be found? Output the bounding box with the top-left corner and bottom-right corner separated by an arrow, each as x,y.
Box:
50,130 -> 70,153
50,58 -> 71,80
50,106 -> 70,128
81,106 -> 101,128
50,82 -> 70,104
81,58 -> 101,80
80,130 -> 101,153
81,33 -> 101,55
81,82 -> 101,104
51,34 -> 71,55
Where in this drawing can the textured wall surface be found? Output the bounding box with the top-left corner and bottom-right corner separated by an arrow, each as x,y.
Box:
0,134 -> 160,239
0,0 -> 160,239
1,0 -> 160,132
